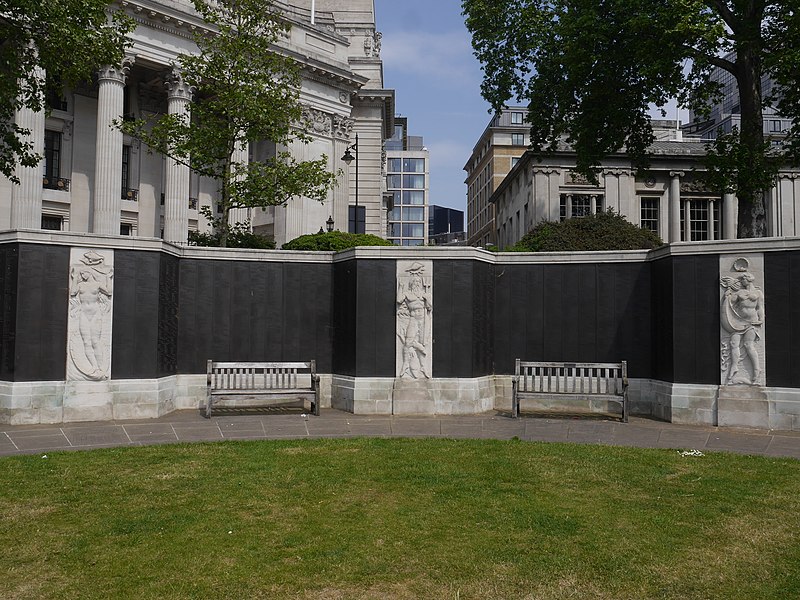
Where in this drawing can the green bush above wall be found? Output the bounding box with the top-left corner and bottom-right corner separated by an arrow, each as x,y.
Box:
282,231 -> 395,251
508,210 -> 664,252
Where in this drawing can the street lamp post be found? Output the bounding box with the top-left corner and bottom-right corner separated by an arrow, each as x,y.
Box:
326,215 -> 334,232
341,133 -> 360,233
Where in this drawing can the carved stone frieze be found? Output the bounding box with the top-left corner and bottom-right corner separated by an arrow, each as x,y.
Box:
333,115 -> 354,140
681,180 -> 713,194
720,255 -> 766,387
66,249 -> 114,382
301,105 -> 332,136
396,260 -> 433,380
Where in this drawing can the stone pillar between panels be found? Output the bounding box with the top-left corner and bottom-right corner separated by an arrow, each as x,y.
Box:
669,171 -> 683,243
709,199 -> 716,240
723,192 -> 737,239
163,71 -> 192,244
93,60 -> 132,235
10,67 -> 46,229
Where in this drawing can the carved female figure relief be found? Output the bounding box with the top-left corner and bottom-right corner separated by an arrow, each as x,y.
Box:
720,258 -> 765,386
396,262 -> 432,379
67,250 -> 114,381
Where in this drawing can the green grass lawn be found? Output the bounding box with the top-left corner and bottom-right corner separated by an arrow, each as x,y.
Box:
1,438 -> 799,599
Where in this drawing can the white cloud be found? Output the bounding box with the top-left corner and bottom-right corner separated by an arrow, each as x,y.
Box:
381,31 -> 479,88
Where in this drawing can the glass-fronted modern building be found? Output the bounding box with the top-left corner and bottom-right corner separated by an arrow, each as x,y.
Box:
386,117 -> 429,246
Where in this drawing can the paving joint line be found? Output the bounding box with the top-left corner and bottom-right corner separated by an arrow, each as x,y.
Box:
170,424 -> 180,441
4,432 -> 19,451
216,422 -> 224,439
59,428 -> 74,447
121,425 -> 133,444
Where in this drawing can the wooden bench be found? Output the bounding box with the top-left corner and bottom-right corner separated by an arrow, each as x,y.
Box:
206,360 -> 320,418
511,360 -> 628,422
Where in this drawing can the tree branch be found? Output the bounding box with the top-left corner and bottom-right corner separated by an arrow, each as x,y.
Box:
703,0 -> 737,32
682,44 -> 737,74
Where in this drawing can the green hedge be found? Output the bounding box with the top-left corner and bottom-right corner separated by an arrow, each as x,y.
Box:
187,229 -> 276,249
508,210 -> 663,252
282,231 -> 394,251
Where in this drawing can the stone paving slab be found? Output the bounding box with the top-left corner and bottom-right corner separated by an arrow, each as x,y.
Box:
61,426 -> 130,447
1,411 -> 800,459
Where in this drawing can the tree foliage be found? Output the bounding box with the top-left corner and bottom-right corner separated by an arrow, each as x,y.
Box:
462,0 -> 800,238
508,210 -> 663,252
0,0 -> 132,180
120,0 -> 336,246
282,231 -> 394,251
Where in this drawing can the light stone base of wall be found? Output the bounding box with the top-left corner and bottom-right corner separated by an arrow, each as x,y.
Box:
331,376 -> 495,416
0,375 -> 206,425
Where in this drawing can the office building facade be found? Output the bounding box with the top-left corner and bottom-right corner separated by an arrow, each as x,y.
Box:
386,117 -> 429,246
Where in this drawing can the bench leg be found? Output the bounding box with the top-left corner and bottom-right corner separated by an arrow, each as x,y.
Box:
205,397 -> 213,419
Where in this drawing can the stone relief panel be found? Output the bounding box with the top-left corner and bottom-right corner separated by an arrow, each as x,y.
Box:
720,255 -> 766,386
396,260 -> 433,379
67,249 -> 114,381
301,105 -> 332,136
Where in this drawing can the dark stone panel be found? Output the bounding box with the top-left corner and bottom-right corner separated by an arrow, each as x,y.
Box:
332,260 -> 357,376
433,261 -> 480,378
14,244 -> 69,381
611,263 -> 653,377
111,251 -> 160,379
157,254 -> 180,376
178,259 -> 332,374
355,260 -> 396,378
766,251 -> 800,387
672,255 -> 720,384
651,257 -> 674,381
432,261 -> 454,377
0,244 -> 18,380
472,261 -> 495,376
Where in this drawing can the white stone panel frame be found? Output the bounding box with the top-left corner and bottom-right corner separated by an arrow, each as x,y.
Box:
396,260 -> 433,379
66,248 -> 114,381
720,254 -> 766,387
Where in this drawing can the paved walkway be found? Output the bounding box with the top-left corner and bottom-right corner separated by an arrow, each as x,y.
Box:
1,410 -> 800,459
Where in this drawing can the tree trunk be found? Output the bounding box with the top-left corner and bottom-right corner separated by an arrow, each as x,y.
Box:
735,3 -> 768,238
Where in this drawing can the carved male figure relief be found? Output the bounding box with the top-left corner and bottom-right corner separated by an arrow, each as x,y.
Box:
720,257 -> 765,386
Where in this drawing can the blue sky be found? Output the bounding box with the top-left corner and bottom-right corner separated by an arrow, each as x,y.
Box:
374,0 -> 491,212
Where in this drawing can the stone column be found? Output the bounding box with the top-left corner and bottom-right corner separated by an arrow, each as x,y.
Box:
708,199 -> 716,240
10,67 -> 46,229
163,70 -> 192,244
565,194 -> 573,219
92,60 -> 132,235
722,192 -> 737,239
669,171 -> 683,243
590,195 -> 597,215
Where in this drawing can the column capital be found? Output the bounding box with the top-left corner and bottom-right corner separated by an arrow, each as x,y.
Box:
532,167 -> 559,176
669,170 -> 685,179
165,69 -> 194,102
98,56 -> 134,85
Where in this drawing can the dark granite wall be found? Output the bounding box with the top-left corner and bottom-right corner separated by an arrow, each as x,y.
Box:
765,250 -> 800,388
3,242 -> 799,388
13,244 -> 69,381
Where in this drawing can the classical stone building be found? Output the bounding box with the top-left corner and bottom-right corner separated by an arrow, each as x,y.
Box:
491,133 -> 800,250
0,0 -> 394,247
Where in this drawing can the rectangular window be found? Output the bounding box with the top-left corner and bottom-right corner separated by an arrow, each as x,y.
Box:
402,174 -> 425,189
690,200 -> 709,241
572,195 -> 591,217
387,158 -> 402,172
402,239 -> 423,247
402,223 -> 424,238
402,207 -> 425,221
41,215 -> 63,231
770,120 -> 782,132
348,205 -> 366,234
388,223 -> 402,237
511,157 -> 520,168
120,223 -> 132,236
511,133 -> 525,146
43,130 -> 61,181
402,191 -> 425,205
386,174 -> 402,189
511,112 -> 523,124
403,158 -> 425,173
388,208 -> 401,220
640,197 -> 659,233
121,145 -> 131,199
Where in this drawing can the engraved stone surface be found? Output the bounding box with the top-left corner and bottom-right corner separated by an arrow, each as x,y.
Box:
396,260 -> 433,379
720,254 -> 766,386
67,248 -> 114,381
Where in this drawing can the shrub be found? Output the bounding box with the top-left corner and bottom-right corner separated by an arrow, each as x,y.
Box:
507,209 -> 663,252
188,227 -> 276,249
282,231 -> 394,251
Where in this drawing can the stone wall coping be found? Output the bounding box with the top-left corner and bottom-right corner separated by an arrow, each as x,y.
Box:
2,230 -> 800,265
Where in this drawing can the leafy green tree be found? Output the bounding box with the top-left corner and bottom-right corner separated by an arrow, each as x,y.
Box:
120,0 -> 336,247
508,210 -> 663,252
0,0 -> 131,180
462,0 -> 799,238
282,231 -> 394,251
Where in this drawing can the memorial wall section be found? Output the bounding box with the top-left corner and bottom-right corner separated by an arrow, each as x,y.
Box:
1,231 -> 799,431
